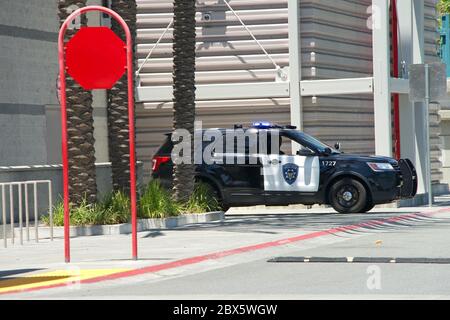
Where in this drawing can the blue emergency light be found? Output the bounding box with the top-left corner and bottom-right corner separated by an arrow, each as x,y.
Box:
252,121 -> 273,129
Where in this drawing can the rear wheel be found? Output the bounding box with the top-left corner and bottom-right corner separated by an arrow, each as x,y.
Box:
329,178 -> 368,214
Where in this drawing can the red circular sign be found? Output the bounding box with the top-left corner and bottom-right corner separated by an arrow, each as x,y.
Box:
65,27 -> 126,90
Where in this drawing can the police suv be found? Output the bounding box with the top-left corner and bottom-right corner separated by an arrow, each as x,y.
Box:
152,123 -> 417,213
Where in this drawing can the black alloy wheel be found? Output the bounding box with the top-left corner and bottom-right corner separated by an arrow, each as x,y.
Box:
329,178 -> 368,214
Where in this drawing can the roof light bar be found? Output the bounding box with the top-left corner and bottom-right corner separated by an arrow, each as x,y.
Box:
252,121 -> 273,129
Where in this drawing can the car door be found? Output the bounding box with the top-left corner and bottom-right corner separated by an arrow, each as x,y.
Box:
261,132 -> 320,205
211,130 -> 264,206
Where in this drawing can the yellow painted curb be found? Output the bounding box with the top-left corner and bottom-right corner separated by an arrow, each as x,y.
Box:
0,269 -> 129,294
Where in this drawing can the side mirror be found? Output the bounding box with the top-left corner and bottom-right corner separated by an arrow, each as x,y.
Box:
322,147 -> 332,156
334,142 -> 341,150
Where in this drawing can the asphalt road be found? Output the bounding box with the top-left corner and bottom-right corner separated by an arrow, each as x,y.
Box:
3,206 -> 450,299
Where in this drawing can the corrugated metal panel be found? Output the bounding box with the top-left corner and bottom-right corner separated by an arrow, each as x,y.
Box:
136,0 -> 290,178
299,0 -> 374,159
137,0 -> 288,13
301,0 -> 442,184
136,0 -> 442,184
136,98 -> 291,167
137,39 -> 289,58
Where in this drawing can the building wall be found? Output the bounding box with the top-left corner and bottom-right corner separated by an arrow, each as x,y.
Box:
299,0 -> 374,155
0,162 -> 145,224
301,0 -> 443,183
135,0 -> 442,183
0,0 -> 109,167
136,0 -> 291,179
0,1 -> 442,192
0,0 -> 59,166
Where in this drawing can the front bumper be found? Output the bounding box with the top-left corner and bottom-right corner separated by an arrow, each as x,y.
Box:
397,159 -> 418,198
369,159 -> 417,204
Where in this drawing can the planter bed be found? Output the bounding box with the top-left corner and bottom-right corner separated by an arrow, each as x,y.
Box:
7,212 -> 225,240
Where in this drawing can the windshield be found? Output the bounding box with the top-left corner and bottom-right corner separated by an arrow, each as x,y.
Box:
284,130 -> 341,154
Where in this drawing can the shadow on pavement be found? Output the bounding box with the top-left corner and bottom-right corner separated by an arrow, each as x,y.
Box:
0,269 -> 43,280
171,210 -> 450,239
0,275 -> 70,290
142,231 -> 165,238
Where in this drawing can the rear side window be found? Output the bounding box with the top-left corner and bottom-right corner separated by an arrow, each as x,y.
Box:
155,135 -> 174,156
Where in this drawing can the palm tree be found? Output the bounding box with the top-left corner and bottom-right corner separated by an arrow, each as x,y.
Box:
58,0 -> 98,205
172,0 -> 197,202
106,0 -> 137,193
438,0 -> 450,14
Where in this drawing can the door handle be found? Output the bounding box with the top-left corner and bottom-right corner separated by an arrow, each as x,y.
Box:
269,159 -> 281,165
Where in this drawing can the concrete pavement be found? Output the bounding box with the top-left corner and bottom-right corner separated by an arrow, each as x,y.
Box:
1,204 -> 450,299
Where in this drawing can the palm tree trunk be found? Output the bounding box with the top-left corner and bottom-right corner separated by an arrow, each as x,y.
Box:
172,0 -> 197,202
107,0 -> 137,193
58,0 -> 97,205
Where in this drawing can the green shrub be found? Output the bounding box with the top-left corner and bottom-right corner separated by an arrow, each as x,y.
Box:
42,181 -> 222,226
100,190 -> 131,224
41,201 -> 65,226
70,199 -> 103,226
42,192 -> 131,227
182,182 -> 221,214
42,199 -> 102,226
139,180 -> 180,219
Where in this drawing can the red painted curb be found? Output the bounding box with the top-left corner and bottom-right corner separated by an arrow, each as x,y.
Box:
2,208 -> 449,296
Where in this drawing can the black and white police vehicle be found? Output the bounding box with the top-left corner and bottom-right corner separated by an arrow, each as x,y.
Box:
152,122 -> 417,213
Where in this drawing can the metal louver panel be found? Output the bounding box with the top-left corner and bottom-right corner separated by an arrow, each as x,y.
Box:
298,0 -> 374,157
136,0 -> 290,178
135,0 -> 442,184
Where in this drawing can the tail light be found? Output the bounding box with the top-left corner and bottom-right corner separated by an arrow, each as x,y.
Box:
152,156 -> 171,172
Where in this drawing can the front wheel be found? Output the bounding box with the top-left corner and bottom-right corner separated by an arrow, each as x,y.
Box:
362,201 -> 375,213
329,178 -> 368,214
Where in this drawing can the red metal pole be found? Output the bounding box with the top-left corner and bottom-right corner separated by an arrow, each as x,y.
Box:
58,24 -> 70,263
58,5 -> 138,262
124,21 -> 138,261
391,0 -> 401,160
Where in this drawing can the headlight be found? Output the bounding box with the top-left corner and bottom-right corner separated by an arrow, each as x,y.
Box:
367,162 -> 394,171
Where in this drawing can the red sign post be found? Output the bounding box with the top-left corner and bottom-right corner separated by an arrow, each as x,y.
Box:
58,6 -> 138,262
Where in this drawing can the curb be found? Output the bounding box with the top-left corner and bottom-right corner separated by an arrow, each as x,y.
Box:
6,212 -> 225,239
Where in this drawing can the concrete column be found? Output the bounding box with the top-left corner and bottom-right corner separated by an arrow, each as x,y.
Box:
397,0 -> 418,180
372,0 -> 392,157
288,0 -> 303,133
411,0 -> 427,194
394,0 -> 427,195
87,0 -> 109,163
92,90 -> 109,163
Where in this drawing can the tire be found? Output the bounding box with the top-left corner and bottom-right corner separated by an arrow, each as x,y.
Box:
362,201 -> 375,213
329,178 -> 368,214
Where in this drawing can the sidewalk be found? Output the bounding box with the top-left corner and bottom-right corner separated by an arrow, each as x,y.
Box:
1,203 -> 446,270
1,202 -> 449,296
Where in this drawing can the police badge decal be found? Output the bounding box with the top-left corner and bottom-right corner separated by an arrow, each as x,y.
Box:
282,163 -> 299,185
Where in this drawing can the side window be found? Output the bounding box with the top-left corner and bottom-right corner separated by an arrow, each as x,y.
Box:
270,133 -> 314,156
159,135 -> 174,154
279,135 -> 293,155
